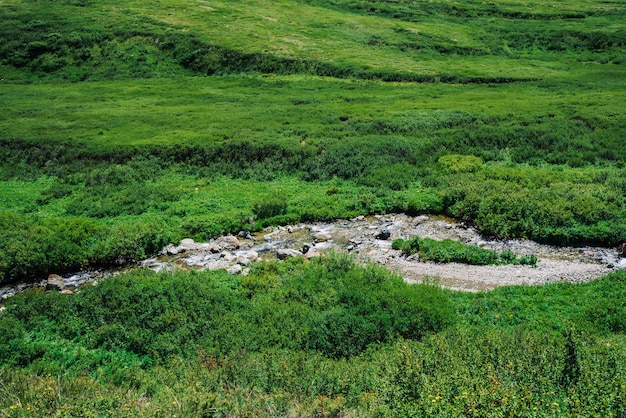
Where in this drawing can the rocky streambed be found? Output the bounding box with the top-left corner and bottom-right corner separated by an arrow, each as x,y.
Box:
1,214 -> 625,301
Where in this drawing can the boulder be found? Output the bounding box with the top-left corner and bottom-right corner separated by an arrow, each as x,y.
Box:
60,289 -> 74,295
221,252 -> 236,262
302,243 -> 312,254
226,264 -> 243,275
277,249 -> 302,260
375,228 -> 391,240
238,231 -> 256,241
305,250 -> 321,259
179,238 -> 199,251
314,232 -> 332,243
216,235 -> 240,250
236,256 -> 251,266
163,244 -> 179,256
208,243 -> 221,253
46,274 -> 65,291
245,251 -> 259,262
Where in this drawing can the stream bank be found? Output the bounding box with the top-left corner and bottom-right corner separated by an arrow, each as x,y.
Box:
1,214 -> 624,301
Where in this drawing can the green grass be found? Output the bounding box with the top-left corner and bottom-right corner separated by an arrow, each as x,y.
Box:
0,0 -> 625,413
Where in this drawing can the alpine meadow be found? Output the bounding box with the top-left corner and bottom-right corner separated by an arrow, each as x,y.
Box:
0,0 -> 625,416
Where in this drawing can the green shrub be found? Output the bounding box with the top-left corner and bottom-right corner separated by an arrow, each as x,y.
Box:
252,194 -> 288,220
438,154 -> 483,173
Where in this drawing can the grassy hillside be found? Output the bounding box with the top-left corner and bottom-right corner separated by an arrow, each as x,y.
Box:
0,0 -> 625,414
0,0 -> 624,279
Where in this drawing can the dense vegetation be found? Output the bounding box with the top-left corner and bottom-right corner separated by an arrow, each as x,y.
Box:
392,236 -> 538,266
0,256 -> 625,415
1,0 -> 625,415
0,0 -> 625,282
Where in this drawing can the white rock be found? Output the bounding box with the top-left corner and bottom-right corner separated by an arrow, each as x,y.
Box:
314,232 -> 332,242
226,265 -> 242,275
237,256 -> 251,266
245,251 -> 259,262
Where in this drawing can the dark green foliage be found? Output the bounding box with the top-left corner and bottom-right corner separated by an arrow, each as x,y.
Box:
303,256 -> 455,357
1,266 -> 626,415
392,235 -> 538,266
0,213 -> 174,284
252,194 -> 288,220
0,255 -> 454,364
559,329 -> 581,388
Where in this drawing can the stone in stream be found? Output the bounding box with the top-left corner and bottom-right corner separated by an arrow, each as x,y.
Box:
238,231 -> 256,241
162,244 -> 179,256
277,249 -> 302,260
245,251 -> 259,262
618,242 -> 626,258
216,235 -> 240,250
375,228 -> 391,240
237,256 -> 251,266
314,232 -> 331,243
46,274 -> 65,291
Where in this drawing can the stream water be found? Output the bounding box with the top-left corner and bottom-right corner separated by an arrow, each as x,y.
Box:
1,214 -> 624,302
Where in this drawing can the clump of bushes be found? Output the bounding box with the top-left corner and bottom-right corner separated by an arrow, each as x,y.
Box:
392,235 -> 538,266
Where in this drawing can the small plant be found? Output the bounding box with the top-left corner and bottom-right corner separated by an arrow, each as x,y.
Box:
519,254 -> 538,267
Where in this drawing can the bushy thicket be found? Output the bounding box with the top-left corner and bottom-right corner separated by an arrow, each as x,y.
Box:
392,236 -> 538,266
1,262 -> 625,416
0,255 -> 455,364
0,213 -> 174,284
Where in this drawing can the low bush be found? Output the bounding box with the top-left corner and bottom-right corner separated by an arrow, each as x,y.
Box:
393,235 -> 538,266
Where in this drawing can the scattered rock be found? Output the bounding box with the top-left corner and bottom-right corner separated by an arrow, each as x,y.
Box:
179,238 -> 200,251
242,268 -> 251,276
208,243 -> 221,253
375,228 -> 391,240
226,265 -> 243,275
314,232 -> 331,242
221,252 -> 236,262
618,243 -> 626,257
237,256 -> 251,266
287,226 -> 294,233
277,249 -> 302,260
60,289 -> 74,295
264,234 -> 273,242
238,231 -> 256,240
163,244 -> 179,256
245,251 -> 259,262
305,250 -> 321,259
216,235 -> 240,250
302,243 -> 311,254
46,274 -> 65,291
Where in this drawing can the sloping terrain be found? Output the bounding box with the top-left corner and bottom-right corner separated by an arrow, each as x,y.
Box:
1,1 -> 626,415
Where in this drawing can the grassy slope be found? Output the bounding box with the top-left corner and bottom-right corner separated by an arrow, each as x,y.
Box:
0,0 -> 624,282
1,0 -> 626,415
